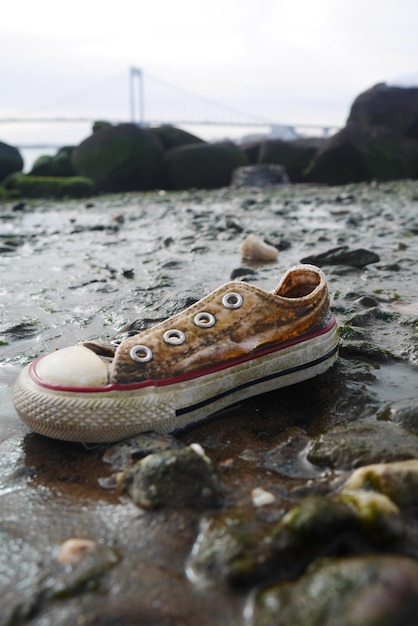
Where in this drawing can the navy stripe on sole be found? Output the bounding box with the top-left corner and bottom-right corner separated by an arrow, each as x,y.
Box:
176,343 -> 339,417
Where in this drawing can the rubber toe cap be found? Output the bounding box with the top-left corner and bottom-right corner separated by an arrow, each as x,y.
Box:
36,345 -> 109,387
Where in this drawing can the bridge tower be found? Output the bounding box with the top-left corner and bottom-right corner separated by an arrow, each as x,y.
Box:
130,67 -> 144,125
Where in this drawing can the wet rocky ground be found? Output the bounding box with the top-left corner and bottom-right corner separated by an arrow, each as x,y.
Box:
2,181 -> 418,625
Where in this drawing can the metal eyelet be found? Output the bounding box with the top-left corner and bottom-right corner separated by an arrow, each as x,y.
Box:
194,312 -> 216,328
130,344 -> 153,363
163,329 -> 186,345
222,292 -> 243,309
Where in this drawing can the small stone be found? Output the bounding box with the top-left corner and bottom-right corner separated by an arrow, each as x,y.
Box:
230,266 -> 257,280
119,445 -> 224,511
251,487 -> 276,507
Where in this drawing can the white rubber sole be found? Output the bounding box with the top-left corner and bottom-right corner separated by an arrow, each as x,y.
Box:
13,321 -> 339,443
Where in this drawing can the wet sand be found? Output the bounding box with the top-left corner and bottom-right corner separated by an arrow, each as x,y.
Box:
1,181 -> 418,624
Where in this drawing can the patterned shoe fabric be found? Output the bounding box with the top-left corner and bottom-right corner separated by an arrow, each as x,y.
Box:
13,264 -> 339,442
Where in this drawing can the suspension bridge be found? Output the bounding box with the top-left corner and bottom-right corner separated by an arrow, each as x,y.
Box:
0,68 -> 340,149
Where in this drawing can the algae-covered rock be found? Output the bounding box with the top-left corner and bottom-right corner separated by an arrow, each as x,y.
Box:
248,555 -> 418,626
0,140 -> 23,182
163,141 -> 248,189
188,496 -> 365,587
30,146 -> 76,177
337,489 -> 403,542
343,459 -> 418,508
72,123 -> 164,192
279,495 -> 356,539
119,445 -> 224,511
307,421 -> 418,470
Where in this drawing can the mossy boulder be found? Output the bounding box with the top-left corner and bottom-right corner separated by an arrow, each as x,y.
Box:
30,146 -> 76,177
241,140 -> 263,164
0,141 -> 23,182
148,124 -> 205,150
258,137 -> 324,182
3,174 -> 94,198
71,123 -> 164,192
304,123 -> 418,185
348,83 -> 418,137
163,141 -> 248,189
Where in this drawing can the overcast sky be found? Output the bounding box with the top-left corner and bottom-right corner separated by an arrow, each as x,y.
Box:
1,0 -> 417,132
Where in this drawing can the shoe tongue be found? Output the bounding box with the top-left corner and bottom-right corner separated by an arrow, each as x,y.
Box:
83,341 -> 116,358
274,270 -> 319,298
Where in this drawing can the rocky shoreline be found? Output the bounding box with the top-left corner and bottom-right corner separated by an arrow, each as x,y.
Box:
2,83 -> 418,199
1,180 -> 418,624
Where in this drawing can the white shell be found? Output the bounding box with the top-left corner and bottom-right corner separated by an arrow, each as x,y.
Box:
56,538 -> 97,564
241,234 -> 278,262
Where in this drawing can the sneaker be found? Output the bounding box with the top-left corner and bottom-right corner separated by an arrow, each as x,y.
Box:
13,264 -> 339,442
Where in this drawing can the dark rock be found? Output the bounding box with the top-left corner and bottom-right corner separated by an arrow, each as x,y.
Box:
231,164 -> 289,188
72,123 -> 164,192
240,140 -> 262,164
248,555 -> 418,626
230,266 -> 258,279
120,445 -> 224,510
304,123 -> 418,185
344,307 -> 397,326
348,83 -> 418,138
148,124 -> 205,150
258,137 -> 324,182
0,140 -> 23,182
301,245 -> 380,267
307,421 -> 418,471
11,201 -> 25,211
163,141 -> 248,190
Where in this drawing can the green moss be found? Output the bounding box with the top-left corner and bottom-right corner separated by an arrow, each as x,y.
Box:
3,174 -> 94,198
